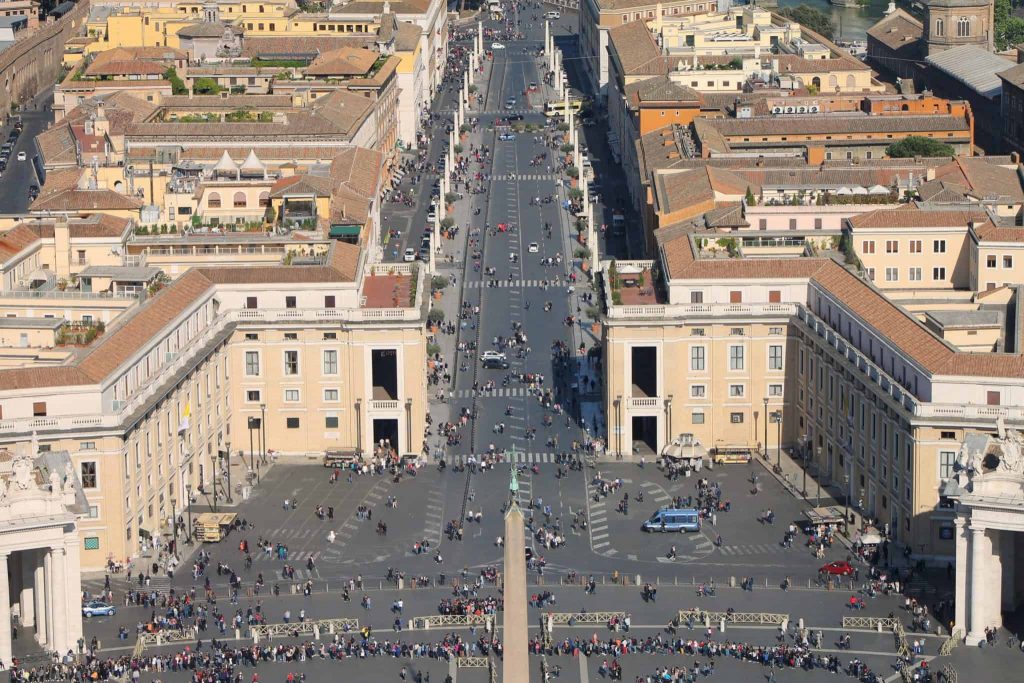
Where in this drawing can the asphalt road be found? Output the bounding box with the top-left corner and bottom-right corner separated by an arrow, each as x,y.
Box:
0,89 -> 52,213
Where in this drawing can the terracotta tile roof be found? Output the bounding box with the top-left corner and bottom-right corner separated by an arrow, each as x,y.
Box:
0,224 -> 42,259
361,273 -> 411,308
654,170 -> 715,215
916,179 -> 970,203
30,174 -> 144,213
774,54 -> 870,74
269,174 -> 334,198
998,62 -> 1024,89
331,146 -> 382,198
607,21 -> 668,77
177,21 -> 242,38
866,9 -> 924,51
336,0 -> 433,14
949,157 -> 1024,202
973,224 -> 1024,242
34,124 -> 78,168
624,76 -> 701,106
305,47 -> 379,77
85,60 -> 168,78
394,21 -> 421,51
242,35 -> 374,59
0,366 -> 94,390
847,204 -> 990,229
701,113 -> 970,138
159,95 -> 293,109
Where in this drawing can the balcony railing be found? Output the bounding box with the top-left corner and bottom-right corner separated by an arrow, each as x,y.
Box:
628,397 -> 659,408
370,400 -> 400,411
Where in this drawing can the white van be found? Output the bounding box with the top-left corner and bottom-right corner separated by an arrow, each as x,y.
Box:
545,11 -> 560,19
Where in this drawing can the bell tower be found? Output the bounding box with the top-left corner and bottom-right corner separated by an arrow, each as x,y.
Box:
923,0 -> 994,56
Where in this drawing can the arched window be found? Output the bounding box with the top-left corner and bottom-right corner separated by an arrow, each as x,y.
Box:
957,16 -> 970,37
828,75 -> 839,89
233,191 -> 247,208
258,191 -> 270,208
935,18 -> 943,37
846,74 -> 856,89
208,192 -> 221,208
812,76 -> 821,89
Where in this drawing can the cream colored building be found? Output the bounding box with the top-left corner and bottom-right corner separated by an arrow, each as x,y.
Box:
0,244 -> 427,569
602,227 -> 1024,559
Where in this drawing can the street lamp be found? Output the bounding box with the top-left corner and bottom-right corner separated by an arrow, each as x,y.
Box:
772,410 -> 783,468
260,403 -> 267,465
170,497 -> 177,545
843,472 -> 851,533
185,483 -> 193,544
815,446 -> 822,507
223,439 -> 233,504
762,397 -> 769,462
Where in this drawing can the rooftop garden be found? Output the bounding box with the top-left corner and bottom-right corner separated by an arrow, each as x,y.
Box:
56,321 -> 105,346
157,108 -> 276,123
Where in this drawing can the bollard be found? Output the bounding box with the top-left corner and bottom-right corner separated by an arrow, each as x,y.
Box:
704,614 -> 710,628
253,632 -> 260,645
765,577 -> 769,588
329,623 -> 335,635
798,618 -> 804,630
720,618 -> 726,633
291,584 -> 297,595
877,621 -> 883,633
636,574 -> 641,586
314,625 -> 321,640
729,576 -> 736,588
235,628 -> 241,640
399,577 -> 404,590
408,620 -> 414,630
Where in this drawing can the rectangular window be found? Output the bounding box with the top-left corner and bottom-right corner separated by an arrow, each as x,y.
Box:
730,412 -> 744,424
933,240 -> 946,253
83,537 -> 100,550
80,441 -> 96,450
768,345 -> 783,370
729,290 -> 742,303
245,351 -> 260,376
885,267 -> 898,282
245,333 -> 259,341
284,333 -> 298,340
789,218 -> 797,230
286,417 -> 300,429
939,451 -> 956,479
325,416 -> 339,429
690,328 -> 705,336
909,268 -> 922,281
32,402 -> 46,417
691,385 -> 706,398
692,411 -> 705,424
284,389 -> 300,402
987,390 -> 1001,406
886,240 -> 899,254
323,332 -> 337,340
324,389 -> 340,402
1005,255 -> 1014,268
933,267 -> 946,281
909,240 -> 922,253
246,296 -> 257,309
284,350 -> 299,375
729,384 -> 744,397
246,390 -> 261,402
770,327 -> 783,335
768,290 -> 781,303
80,462 -> 98,488
323,350 -> 338,375
862,241 -> 875,254
691,346 -> 705,371
814,218 -> 822,230
758,218 -> 767,230
690,291 -> 703,304
769,383 -> 783,396
285,296 -> 297,309
987,255 -> 997,268
325,295 -> 336,308
729,345 -> 744,370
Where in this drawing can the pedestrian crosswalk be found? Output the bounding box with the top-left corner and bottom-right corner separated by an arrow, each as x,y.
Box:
446,451 -> 562,464
451,387 -> 551,398
466,278 -> 565,288
717,543 -> 788,556
490,174 -> 559,181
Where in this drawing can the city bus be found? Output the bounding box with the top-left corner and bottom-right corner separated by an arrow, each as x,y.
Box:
710,446 -> 754,464
544,100 -> 584,117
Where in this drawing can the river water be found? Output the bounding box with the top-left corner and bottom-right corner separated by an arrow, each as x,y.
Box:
774,0 -> 892,41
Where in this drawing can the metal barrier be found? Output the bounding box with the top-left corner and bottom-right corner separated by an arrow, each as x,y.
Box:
841,616 -> 900,631
457,656 -> 489,668
897,660 -> 913,683
413,614 -> 491,630
894,620 -> 911,659
941,663 -> 958,683
251,617 -> 358,642
939,628 -> 963,656
135,627 -> 198,652
546,611 -> 625,625
678,609 -> 788,626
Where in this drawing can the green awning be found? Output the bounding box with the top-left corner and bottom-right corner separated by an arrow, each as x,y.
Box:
329,225 -> 361,238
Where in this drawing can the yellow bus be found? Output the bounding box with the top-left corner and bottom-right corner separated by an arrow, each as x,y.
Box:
544,100 -> 584,117
711,446 -> 754,464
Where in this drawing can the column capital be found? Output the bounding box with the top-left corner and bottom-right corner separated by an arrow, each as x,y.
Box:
969,523 -> 987,535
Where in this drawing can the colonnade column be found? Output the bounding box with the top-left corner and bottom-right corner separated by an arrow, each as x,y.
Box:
44,549 -> 53,650
954,517 -> 968,637
0,553 -> 11,668
49,546 -> 68,654
19,551 -> 34,629
967,525 -> 991,645
33,551 -> 46,647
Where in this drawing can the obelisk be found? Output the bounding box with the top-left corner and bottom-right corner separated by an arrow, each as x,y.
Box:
502,464 -> 529,682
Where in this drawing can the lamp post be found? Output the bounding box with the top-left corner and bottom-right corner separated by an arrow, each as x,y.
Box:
260,403 -> 267,465
185,483 -> 193,544
762,397 -> 769,461
224,440 -> 233,504
170,497 -> 177,545
815,446 -> 822,507
248,416 -> 257,478
843,472 -> 851,532
774,411 -> 782,468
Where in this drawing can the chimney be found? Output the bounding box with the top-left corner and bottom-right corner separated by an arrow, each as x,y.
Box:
1011,151 -> 1021,164
1018,46 -> 1024,64
926,166 -> 936,181
54,217 -> 71,279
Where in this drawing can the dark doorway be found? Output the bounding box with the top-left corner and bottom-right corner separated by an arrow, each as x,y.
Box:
372,418 -> 399,457
632,415 -> 658,456
631,347 -> 657,397
371,349 -> 398,400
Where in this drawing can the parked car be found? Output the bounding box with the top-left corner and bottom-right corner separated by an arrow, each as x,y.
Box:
527,242 -> 539,253
819,560 -> 856,576
82,601 -> 116,617
498,133 -> 516,141
403,248 -> 416,262
491,42 -> 505,49
16,151 -> 26,161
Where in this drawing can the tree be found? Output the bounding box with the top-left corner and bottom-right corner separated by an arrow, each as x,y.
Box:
779,5 -> 834,41
996,0 -> 1024,50
193,77 -> 223,95
886,136 -> 955,158
163,67 -> 187,96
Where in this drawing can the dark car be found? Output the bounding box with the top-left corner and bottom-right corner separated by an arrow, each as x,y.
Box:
508,114 -> 524,122
482,357 -> 510,370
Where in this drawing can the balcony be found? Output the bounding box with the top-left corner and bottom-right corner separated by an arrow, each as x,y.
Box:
370,400 -> 400,411
628,397 -> 660,409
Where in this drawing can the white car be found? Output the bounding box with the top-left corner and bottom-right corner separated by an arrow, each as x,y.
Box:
16,151 -> 26,161
403,248 -> 416,262
491,42 -> 505,49
528,242 -> 539,253
427,211 -> 437,222
481,350 -> 507,362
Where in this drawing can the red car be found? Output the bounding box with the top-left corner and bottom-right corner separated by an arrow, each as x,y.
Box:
820,561 -> 856,576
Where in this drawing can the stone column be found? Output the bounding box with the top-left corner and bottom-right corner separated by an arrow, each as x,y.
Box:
33,552 -> 45,647
43,550 -> 53,649
477,22 -> 483,54
967,525 -> 992,645
544,21 -> 550,58
0,553 -> 9,667
954,517 -> 968,636
64,541 -> 83,647
50,546 -> 68,654
19,551 -> 34,629
502,502 -> 529,683
1002,530 -> 1016,610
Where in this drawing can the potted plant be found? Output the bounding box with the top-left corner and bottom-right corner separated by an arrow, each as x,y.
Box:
444,193 -> 459,212
440,216 -> 455,237
427,308 -> 445,332
566,165 -> 579,187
